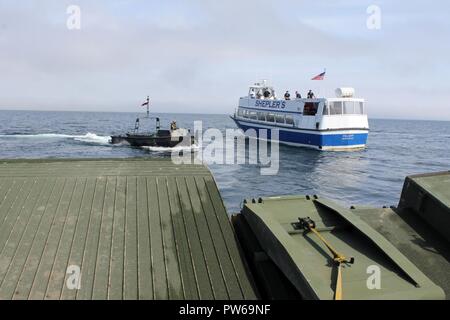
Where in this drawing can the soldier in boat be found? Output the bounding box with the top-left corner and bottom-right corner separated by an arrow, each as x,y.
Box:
170,121 -> 177,130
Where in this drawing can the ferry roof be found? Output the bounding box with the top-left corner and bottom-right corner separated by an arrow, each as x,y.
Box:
326,97 -> 365,102
0,158 -> 256,300
240,96 -> 364,102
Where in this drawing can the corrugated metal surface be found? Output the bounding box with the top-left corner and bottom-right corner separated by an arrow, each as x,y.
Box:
0,159 -> 255,300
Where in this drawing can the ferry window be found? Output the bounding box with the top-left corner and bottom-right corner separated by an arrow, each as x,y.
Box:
238,109 -> 243,117
275,114 -> 285,123
344,101 -> 355,114
330,102 -> 342,115
266,113 -> 275,122
249,111 -> 257,120
323,104 -> 330,115
286,115 -> 294,125
358,102 -> 364,114
243,110 -> 250,118
303,102 -> 319,116
257,112 -> 266,121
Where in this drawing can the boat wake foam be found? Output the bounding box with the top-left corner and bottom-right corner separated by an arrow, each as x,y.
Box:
72,133 -> 111,145
0,132 -> 112,145
141,144 -> 200,153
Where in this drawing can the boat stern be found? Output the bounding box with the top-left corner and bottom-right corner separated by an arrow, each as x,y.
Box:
318,130 -> 369,151
110,135 -> 125,144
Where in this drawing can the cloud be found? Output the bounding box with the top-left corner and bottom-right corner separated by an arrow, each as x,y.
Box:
0,0 -> 449,120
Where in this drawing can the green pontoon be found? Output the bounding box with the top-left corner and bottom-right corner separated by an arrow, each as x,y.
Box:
0,158 -> 449,300
0,159 -> 255,300
233,171 -> 450,300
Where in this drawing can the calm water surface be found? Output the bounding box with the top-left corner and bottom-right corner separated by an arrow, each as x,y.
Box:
1,110 -> 449,213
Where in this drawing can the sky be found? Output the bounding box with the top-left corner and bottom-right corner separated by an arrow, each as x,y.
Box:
0,0 -> 449,120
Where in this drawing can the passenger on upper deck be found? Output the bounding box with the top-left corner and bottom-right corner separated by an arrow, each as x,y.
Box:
249,88 -> 256,99
264,90 -> 271,99
295,91 -> 302,99
284,91 -> 291,100
307,90 -> 315,99
256,91 -> 262,99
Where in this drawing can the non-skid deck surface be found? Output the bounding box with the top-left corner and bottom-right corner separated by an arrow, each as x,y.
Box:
0,159 -> 255,300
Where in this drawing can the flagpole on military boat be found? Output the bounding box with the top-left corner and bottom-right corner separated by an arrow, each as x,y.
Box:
146,96 -> 150,118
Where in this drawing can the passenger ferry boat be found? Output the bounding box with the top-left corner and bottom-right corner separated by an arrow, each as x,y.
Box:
231,81 -> 369,150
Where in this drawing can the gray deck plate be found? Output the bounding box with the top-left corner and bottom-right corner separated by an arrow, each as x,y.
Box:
0,159 -> 255,300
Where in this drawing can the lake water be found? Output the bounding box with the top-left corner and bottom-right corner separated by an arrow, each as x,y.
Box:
1,110 -> 449,213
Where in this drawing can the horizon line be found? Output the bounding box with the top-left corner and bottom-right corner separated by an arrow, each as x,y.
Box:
0,108 -> 449,122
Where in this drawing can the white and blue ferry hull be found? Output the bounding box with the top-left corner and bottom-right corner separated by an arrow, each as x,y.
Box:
232,117 -> 368,151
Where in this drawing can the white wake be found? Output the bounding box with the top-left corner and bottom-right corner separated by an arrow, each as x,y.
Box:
141,144 -> 200,153
0,132 -> 200,151
0,132 -> 112,145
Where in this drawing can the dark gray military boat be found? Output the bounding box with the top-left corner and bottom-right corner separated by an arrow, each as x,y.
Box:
110,117 -> 193,148
110,96 -> 194,148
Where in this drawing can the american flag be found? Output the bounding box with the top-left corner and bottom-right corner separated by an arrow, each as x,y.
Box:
311,71 -> 326,80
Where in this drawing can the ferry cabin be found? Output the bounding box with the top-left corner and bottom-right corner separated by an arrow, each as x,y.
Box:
231,83 -> 369,150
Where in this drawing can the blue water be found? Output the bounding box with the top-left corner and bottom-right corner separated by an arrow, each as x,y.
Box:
1,110 -> 449,213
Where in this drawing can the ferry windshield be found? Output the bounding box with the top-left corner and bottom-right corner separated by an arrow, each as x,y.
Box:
324,101 -> 365,115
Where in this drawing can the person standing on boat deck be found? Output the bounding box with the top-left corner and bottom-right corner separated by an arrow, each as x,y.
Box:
307,90 -> 315,99
171,121 -> 177,130
284,91 -> 291,100
295,91 -> 302,99
249,88 -> 256,99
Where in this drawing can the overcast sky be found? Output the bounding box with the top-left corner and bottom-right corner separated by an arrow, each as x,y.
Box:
0,0 -> 449,120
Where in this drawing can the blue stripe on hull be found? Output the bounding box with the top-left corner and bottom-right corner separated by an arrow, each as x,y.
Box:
234,121 -> 368,148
